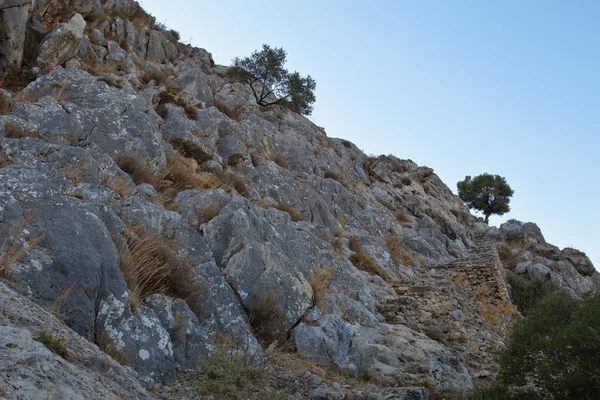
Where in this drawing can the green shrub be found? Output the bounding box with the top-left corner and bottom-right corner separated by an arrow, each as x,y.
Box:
467,292 -> 600,399
194,350 -> 286,400
506,272 -> 557,315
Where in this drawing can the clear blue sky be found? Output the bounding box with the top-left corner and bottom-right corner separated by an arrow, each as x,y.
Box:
140,0 -> 599,268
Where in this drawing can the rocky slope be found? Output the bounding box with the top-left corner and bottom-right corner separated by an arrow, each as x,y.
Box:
0,1 -> 598,399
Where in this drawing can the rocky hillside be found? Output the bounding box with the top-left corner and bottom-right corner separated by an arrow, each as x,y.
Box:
1,1 -> 598,399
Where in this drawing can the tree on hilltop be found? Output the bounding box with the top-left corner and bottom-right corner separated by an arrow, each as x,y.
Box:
457,173 -> 513,223
227,44 -> 316,115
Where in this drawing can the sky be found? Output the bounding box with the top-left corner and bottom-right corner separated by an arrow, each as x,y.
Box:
140,0 -> 599,268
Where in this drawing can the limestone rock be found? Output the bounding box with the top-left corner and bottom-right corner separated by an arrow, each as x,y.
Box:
0,0 -> 34,71
36,14 -> 86,68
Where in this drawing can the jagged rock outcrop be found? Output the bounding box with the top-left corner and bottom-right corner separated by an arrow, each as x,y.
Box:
0,1 -> 596,398
0,280 -> 150,399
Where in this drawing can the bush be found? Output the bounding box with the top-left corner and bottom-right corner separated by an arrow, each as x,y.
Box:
193,349 -> 285,400
505,272 -> 557,316
468,292 -> 600,399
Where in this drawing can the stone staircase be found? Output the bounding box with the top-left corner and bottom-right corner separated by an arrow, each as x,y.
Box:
377,242 -> 515,376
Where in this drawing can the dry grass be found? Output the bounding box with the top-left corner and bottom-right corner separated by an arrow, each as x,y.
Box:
118,227 -> 202,313
3,121 -> 43,140
308,267 -> 334,308
0,91 -> 12,115
115,153 -> 158,188
219,171 -> 249,197
324,170 -> 341,182
95,331 -> 133,366
196,202 -> 221,226
165,151 -> 230,192
254,197 -> 274,210
349,252 -> 386,280
39,331 -> 69,359
249,151 -> 261,167
46,284 -> 75,323
395,211 -> 413,224
271,154 -> 289,169
107,175 -> 134,198
385,233 -> 415,267
139,69 -> 166,85
341,140 -> 353,149
156,87 -> 199,121
215,99 -> 244,121
275,202 -> 302,222
348,236 -> 365,253
0,154 -> 13,167
0,214 -> 44,280
248,290 -> 287,345
0,67 -> 36,92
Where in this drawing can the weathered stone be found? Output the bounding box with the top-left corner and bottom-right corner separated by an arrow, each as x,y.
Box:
0,281 -> 149,399
0,0 -> 34,71
36,14 -> 86,68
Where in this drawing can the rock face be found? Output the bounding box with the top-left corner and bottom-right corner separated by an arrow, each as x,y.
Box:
36,14 -> 86,68
0,1 -> 596,398
0,0 -> 34,71
0,281 -> 150,399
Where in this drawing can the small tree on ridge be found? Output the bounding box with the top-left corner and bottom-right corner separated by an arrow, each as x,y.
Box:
457,173 -> 514,223
228,44 -> 316,115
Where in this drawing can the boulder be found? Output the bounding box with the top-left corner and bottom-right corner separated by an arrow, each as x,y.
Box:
0,281 -> 149,399
36,14 -> 86,68
0,0 -> 34,71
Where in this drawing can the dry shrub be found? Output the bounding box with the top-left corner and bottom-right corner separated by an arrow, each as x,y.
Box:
139,69 -> 166,85
0,91 -> 12,115
348,236 -> 365,253
165,151 -> 228,192
248,290 -> 287,345
107,175 -> 133,198
341,140 -> 353,149
254,197 -> 272,209
118,227 -> 202,313
395,211 -> 413,224
95,331 -> 133,366
308,267 -> 334,308
249,151 -> 260,167
215,99 -> 244,121
97,75 -> 125,89
115,153 -> 157,188
271,154 -> 289,169
324,170 -> 341,182
0,67 -> 36,92
385,234 -> 415,267
219,171 -> 249,197
3,121 -> 42,140
275,202 -> 302,222
349,252 -> 386,280
0,214 -> 44,280
0,154 -> 13,167
39,331 -> 69,359
156,88 -> 198,121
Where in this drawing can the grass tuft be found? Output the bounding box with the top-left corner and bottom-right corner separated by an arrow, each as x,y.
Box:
115,153 -> 158,188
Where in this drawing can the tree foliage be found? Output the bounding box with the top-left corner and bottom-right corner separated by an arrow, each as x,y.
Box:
457,173 -> 513,223
228,44 -> 316,115
465,292 -> 600,400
